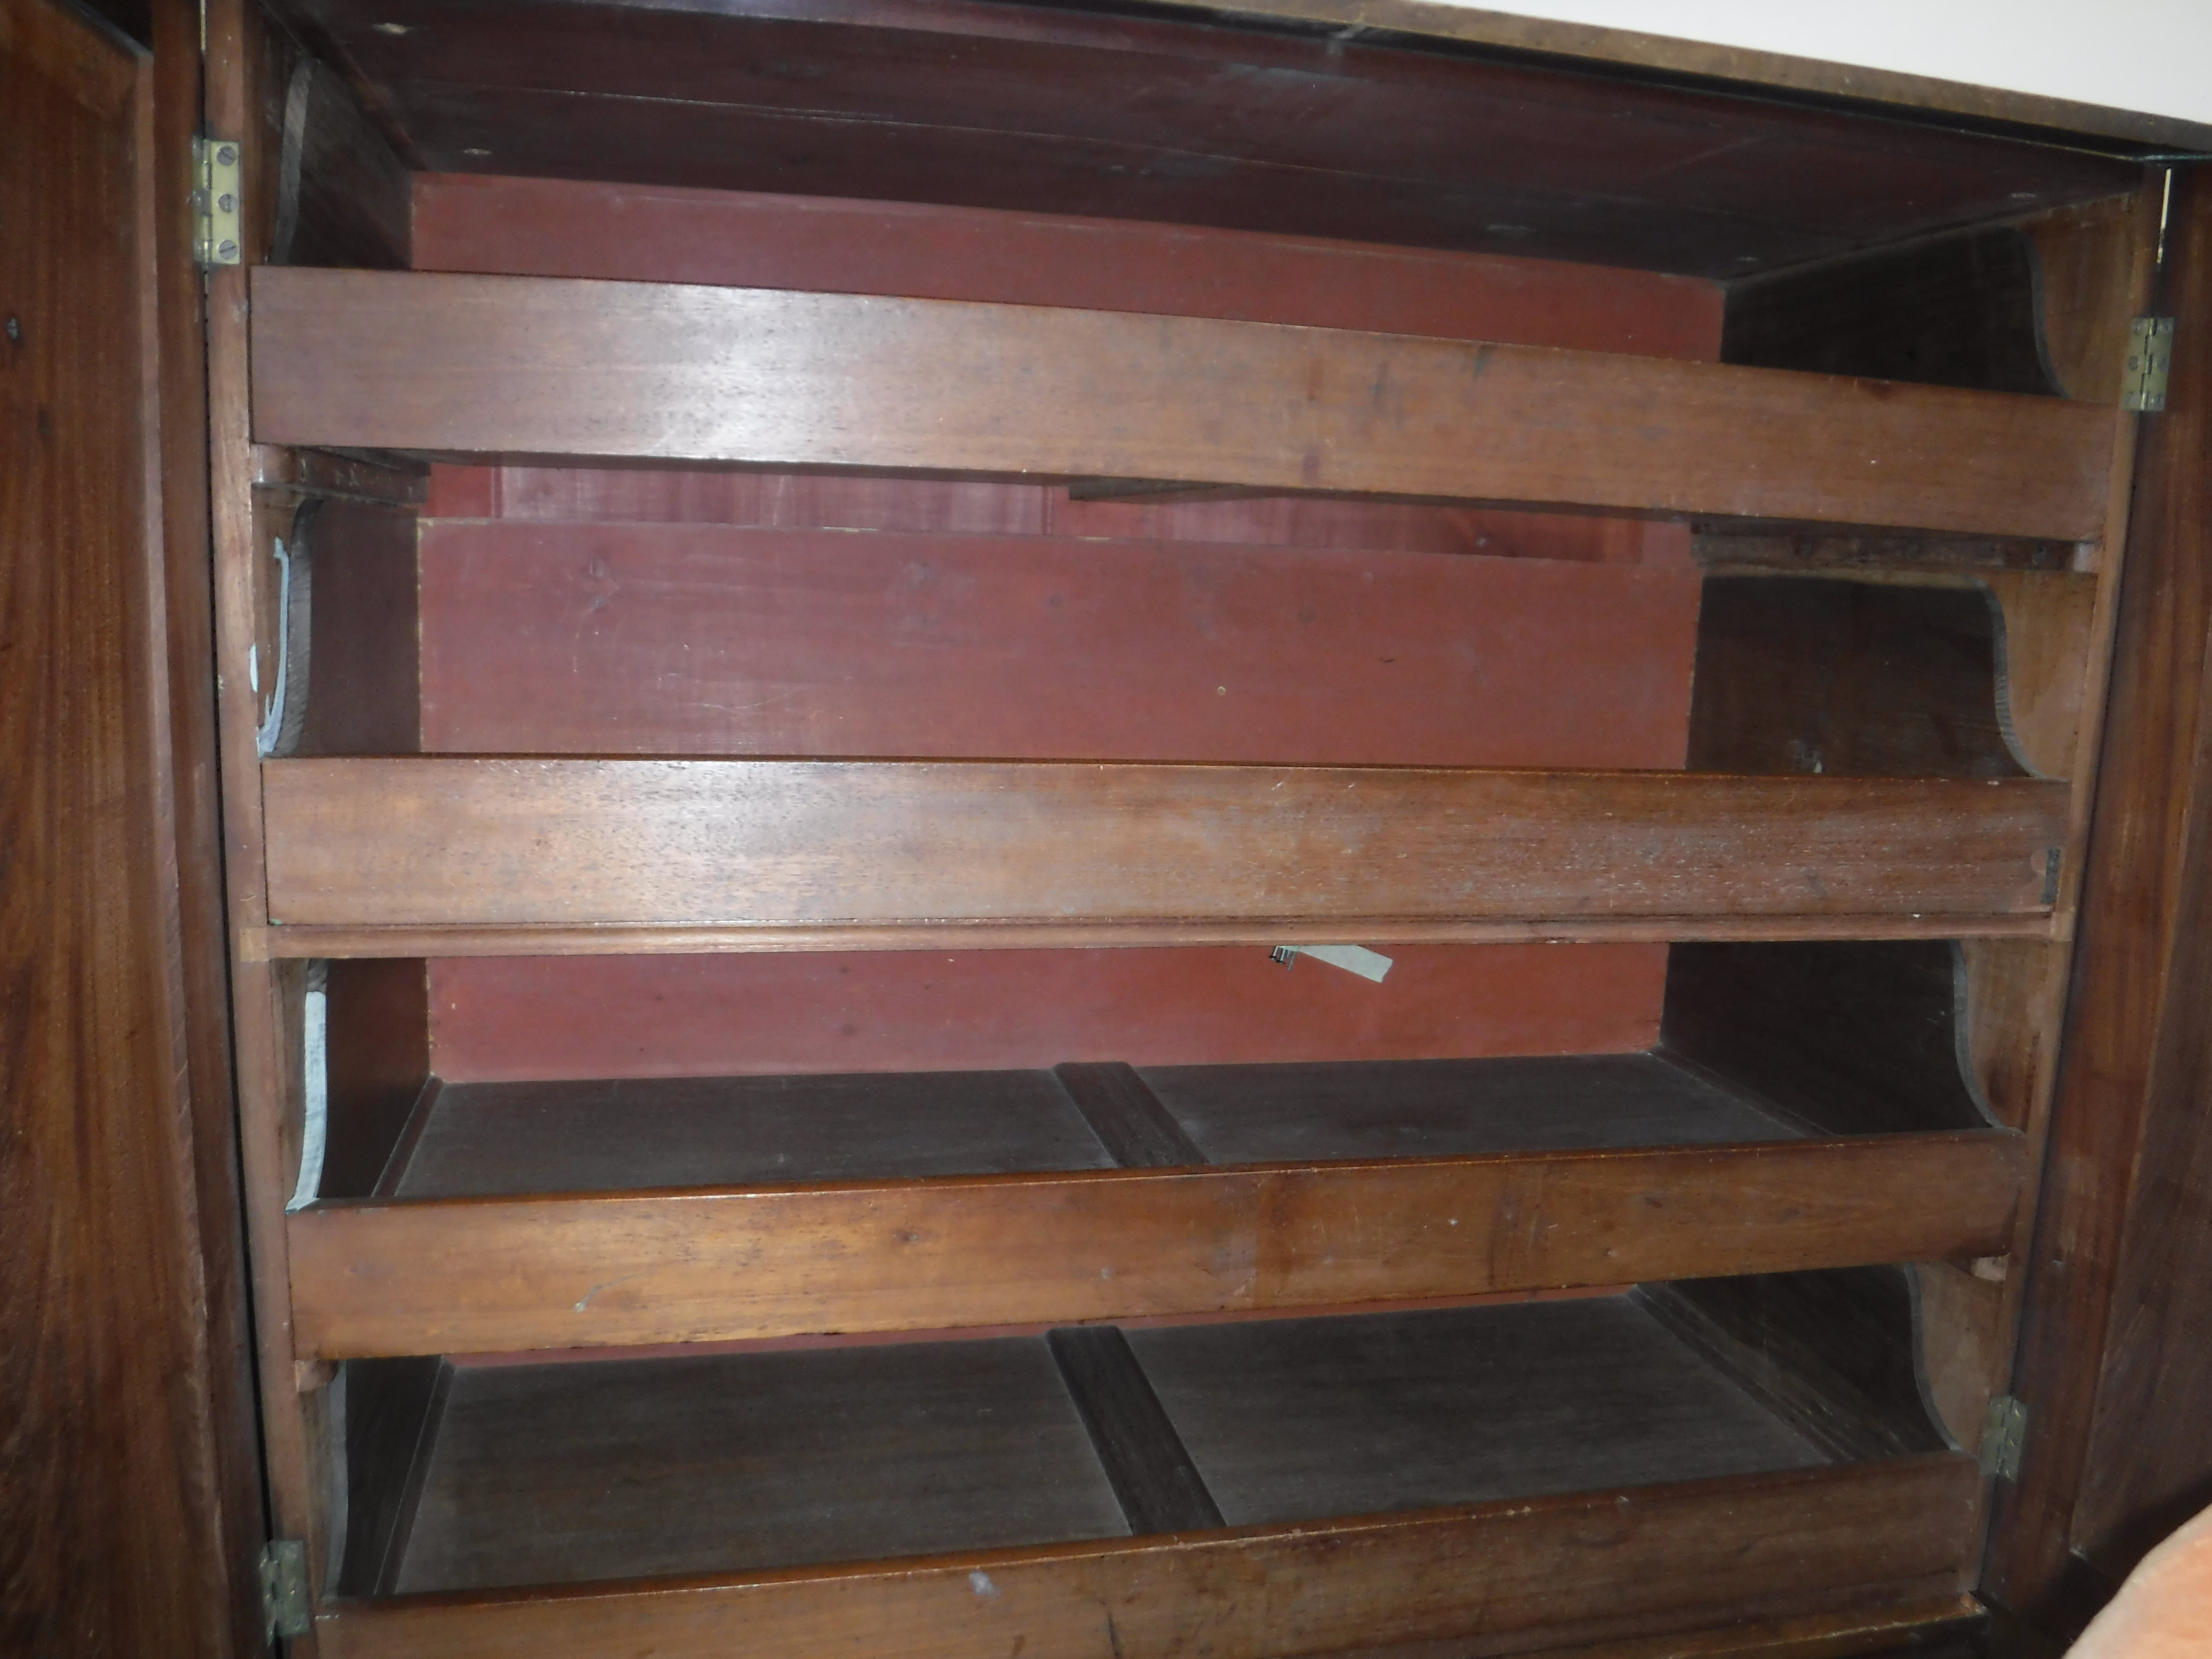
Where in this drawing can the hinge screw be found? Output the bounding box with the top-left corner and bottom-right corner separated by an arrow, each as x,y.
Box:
218,240 -> 239,261
216,143 -> 238,167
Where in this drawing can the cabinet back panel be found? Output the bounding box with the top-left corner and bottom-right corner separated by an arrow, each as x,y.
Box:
410,179 -> 1718,1080
411,176 -> 1727,360
427,945 -> 1668,1082
418,526 -> 1700,766
411,176 -> 1716,565
428,464 -> 1675,566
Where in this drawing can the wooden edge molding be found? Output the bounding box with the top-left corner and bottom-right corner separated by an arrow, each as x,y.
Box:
1465,1594 -> 1984,1659
245,913 -> 2062,961
310,1456 -> 1980,1659
285,1133 -> 2025,1358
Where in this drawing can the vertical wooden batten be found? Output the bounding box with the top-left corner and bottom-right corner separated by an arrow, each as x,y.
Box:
204,0 -> 330,1614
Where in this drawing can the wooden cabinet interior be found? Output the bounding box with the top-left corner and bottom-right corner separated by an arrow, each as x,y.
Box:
203,2 -> 2171,1652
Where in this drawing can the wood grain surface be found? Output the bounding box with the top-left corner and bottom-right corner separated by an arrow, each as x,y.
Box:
1662,942 -> 1993,1138
1,1 -> 259,1651
248,268 -> 2117,539
1985,169 -> 2212,1632
1686,578 -> 2023,781
313,1456 -> 1979,1659
203,0 -> 340,1599
284,498 -> 421,757
260,758 -> 2071,930
258,914 -> 2060,963
2066,168 -> 2212,1581
1636,1269 -> 1949,1462
286,1130 -> 2021,1358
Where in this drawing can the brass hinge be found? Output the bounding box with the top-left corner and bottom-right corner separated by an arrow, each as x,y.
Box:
193,136 -> 243,267
258,1539 -> 311,1641
1981,1395 -> 2028,1482
2123,317 -> 2175,412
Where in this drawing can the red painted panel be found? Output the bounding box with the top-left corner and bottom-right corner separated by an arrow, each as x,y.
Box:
411,174 -> 1724,361
427,946 -> 1668,1082
478,466 -> 1053,536
418,524 -> 1699,766
425,467 -> 1682,565
423,464 -> 496,518
1048,500 -> 1679,564
414,179 -> 1710,1074
415,179 -> 1720,562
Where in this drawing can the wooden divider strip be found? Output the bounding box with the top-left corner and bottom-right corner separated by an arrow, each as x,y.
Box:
1052,1065 -> 1207,1170
1046,1326 -> 1225,1535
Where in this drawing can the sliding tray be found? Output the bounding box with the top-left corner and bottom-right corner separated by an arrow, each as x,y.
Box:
288,1047 -> 2023,1358
315,1295 -> 1982,1659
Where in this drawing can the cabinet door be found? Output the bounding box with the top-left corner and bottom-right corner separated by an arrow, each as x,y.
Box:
0,0 -> 261,1652
1988,166 -> 2212,1637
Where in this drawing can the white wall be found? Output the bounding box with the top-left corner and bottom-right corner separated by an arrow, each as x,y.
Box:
1452,0 -> 2212,132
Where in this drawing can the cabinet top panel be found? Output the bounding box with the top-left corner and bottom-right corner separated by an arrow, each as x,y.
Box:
271,0 -> 2143,276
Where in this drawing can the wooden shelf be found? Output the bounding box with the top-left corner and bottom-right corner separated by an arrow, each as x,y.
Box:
247,267 -> 2116,539
315,1298 -> 1981,1659
260,758 -> 2068,934
287,1055 -> 2024,1357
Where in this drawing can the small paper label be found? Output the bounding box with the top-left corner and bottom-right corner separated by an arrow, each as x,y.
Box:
1274,943 -> 1394,983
